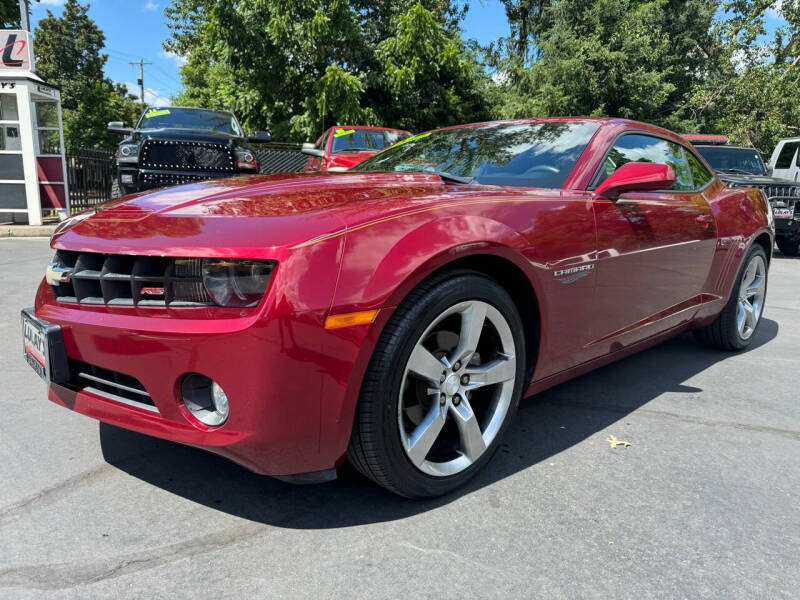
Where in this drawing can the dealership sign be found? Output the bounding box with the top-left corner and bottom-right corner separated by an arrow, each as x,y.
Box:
1,30 -> 34,71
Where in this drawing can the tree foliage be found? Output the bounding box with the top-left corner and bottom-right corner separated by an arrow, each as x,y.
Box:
1,0 -> 20,28
33,0 -> 140,148
164,0 -> 491,140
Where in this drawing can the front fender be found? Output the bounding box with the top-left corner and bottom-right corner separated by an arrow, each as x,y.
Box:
332,214 -> 533,313
316,213 -> 539,463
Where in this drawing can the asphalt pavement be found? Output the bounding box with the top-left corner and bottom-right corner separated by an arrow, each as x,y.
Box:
1,237 -> 798,599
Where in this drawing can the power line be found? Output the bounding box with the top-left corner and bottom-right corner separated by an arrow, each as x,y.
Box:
129,59 -> 153,109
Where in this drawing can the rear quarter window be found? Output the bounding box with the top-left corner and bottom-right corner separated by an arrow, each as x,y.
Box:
775,142 -> 800,169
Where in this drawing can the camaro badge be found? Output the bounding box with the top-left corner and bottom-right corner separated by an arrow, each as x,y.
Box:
553,263 -> 595,284
45,262 -> 72,286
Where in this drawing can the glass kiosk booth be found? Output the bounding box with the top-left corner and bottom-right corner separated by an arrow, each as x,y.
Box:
1,29 -> 68,225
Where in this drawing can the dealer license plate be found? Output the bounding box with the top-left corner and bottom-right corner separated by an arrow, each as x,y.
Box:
21,308 -> 68,383
774,207 -> 794,219
22,311 -> 51,381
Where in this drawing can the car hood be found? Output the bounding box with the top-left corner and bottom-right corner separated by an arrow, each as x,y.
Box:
52,172 -> 450,257
718,173 -> 797,186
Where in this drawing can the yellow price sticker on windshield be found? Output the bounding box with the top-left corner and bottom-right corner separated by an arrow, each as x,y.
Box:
145,108 -> 170,118
333,128 -> 356,138
388,131 -> 431,149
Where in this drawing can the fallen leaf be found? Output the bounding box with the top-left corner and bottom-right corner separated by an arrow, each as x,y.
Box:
606,434 -> 631,448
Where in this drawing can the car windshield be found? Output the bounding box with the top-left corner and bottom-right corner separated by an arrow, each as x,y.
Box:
137,107 -> 243,136
330,128 -> 409,154
351,121 -> 601,188
695,146 -> 767,176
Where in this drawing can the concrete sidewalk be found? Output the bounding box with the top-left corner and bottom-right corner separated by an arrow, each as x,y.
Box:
0,223 -> 57,238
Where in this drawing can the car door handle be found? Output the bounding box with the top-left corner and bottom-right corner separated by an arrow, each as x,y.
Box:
695,214 -> 713,229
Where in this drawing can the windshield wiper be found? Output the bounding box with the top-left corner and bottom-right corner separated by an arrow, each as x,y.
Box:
719,168 -> 754,175
435,171 -> 476,184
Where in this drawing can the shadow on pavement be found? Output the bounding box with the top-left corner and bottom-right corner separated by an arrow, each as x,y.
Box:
100,318 -> 779,528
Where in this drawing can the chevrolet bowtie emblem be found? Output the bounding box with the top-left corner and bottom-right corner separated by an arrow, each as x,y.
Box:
46,261 -> 72,286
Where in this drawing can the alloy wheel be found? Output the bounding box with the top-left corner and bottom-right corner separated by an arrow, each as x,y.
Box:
397,300 -> 517,477
737,254 -> 767,340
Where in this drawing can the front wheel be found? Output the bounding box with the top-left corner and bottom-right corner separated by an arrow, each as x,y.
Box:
693,245 -> 768,351
347,272 -> 526,498
776,236 -> 799,256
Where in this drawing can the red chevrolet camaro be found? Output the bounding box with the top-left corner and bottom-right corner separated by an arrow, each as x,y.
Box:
23,117 -> 773,498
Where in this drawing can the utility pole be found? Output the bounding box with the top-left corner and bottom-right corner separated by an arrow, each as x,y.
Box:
129,59 -> 153,109
18,0 -> 30,31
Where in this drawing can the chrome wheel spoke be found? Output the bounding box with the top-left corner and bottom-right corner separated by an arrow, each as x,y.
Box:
745,275 -> 764,298
450,396 -> 486,461
737,301 -> 747,334
406,403 -> 446,467
450,301 -> 487,366
743,300 -> 757,330
407,344 -> 446,385
465,355 -> 516,389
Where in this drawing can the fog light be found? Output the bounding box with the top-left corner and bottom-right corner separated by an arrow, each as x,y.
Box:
181,374 -> 230,426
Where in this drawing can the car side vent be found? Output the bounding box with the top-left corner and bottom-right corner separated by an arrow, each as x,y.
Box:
50,251 -> 212,306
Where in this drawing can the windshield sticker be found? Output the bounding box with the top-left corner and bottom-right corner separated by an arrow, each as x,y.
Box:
389,131 -> 431,149
145,108 -> 170,119
333,128 -> 356,138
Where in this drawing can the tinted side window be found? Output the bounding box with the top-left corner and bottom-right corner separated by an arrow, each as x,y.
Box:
597,134 -> 693,191
685,151 -> 713,188
775,142 -> 799,169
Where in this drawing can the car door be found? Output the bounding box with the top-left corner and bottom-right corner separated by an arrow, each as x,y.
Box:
586,134 -> 717,360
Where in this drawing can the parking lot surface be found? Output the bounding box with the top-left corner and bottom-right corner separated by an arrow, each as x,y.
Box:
1,237 -> 798,599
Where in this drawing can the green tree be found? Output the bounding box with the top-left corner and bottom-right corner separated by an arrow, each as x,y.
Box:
1,0 -> 20,28
165,0 -> 491,140
33,0 -> 140,148
493,0 -> 717,131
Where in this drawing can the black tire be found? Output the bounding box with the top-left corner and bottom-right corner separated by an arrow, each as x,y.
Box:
776,237 -> 799,256
347,271 -> 527,498
110,177 -> 122,199
693,244 -> 768,351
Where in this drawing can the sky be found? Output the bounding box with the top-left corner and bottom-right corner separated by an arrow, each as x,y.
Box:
28,0 -> 788,108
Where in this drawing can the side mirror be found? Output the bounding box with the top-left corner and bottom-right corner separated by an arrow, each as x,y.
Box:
595,162 -> 676,200
247,130 -> 271,143
301,142 -> 325,158
107,121 -> 133,135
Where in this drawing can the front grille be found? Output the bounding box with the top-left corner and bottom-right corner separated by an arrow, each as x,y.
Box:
139,140 -> 235,173
140,172 -> 215,186
747,183 -> 800,200
68,359 -> 157,412
50,251 -> 212,307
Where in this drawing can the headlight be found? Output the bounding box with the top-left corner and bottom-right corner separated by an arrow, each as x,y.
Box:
201,259 -> 276,307
234,147 -> 258,171
117,143 -> 140,163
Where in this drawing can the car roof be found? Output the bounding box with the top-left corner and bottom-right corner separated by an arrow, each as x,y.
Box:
428,117 -> 689,144
145,105 -> 234,115
694,145 -> 757,151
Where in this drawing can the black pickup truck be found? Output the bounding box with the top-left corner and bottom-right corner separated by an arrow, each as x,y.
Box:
107,106 -> 270,197
687,137 -> 800,256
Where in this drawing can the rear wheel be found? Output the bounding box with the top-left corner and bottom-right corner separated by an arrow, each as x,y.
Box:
693,245 -> 768,351
776,237 -> 799,256
347,272 -> 526,498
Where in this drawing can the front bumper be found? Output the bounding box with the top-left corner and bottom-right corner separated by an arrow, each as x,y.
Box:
118,167 -> 255,194
33,282 -> 366,477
